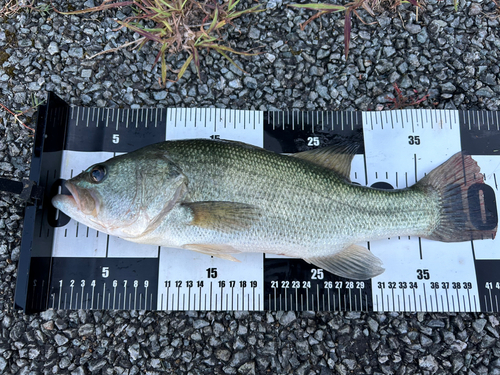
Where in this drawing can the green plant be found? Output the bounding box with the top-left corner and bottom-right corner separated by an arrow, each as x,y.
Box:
0,0 -> 51,16
31,93 -> 46,109
0,94 -> 46,133
0,0 -> 24,16
385,83 -> 429,109
32,2 -> 51,15
57,0 -> 262,84
290,0 -> 420,59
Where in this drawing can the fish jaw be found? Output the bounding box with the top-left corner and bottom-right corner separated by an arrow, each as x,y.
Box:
52,182 -> 109,233
51,193 -> 77,213
65,181 -> 101,216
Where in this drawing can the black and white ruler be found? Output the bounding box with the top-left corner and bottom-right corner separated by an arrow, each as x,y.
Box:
14,93 -> 499,313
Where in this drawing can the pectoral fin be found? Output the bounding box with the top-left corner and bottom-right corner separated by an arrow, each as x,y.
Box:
183,201 -> 261,232
183,243 -> 241,262
305,244 -> 384,280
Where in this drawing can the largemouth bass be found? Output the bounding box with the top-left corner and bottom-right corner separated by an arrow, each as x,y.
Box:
52,139 -> 497,280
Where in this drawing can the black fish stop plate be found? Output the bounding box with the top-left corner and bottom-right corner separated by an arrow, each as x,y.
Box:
12,93 -> 499,313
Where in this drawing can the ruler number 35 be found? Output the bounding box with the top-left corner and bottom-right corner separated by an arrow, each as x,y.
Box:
408,135 -> 420,145
416,269 -> 430,280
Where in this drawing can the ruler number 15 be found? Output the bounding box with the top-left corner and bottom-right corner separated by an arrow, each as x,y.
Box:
206,268 -> 218,278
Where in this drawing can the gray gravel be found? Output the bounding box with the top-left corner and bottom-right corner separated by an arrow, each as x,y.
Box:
1,310 -> 500,374
1,0 -> 500,373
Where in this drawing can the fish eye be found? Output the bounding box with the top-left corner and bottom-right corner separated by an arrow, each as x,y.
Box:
89,165 -> 106,183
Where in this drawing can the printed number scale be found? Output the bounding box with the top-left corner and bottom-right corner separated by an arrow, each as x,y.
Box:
13,93 -> 499,313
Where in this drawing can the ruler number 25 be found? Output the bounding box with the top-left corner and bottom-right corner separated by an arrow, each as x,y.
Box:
307,137 -> 320,147
311,269 -> 324,279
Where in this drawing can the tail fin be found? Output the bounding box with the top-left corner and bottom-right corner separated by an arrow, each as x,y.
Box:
415,152 -> 497,242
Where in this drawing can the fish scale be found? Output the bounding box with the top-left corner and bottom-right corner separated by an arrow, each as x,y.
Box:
158,140 -> 437,251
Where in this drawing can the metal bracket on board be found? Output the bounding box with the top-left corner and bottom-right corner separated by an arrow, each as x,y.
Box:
12,92 -> 500,313
13,92 -> 69,313
0,178 -> 44,201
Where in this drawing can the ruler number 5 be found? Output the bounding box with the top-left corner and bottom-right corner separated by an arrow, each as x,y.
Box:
112,134 -> 120,144
408,135 -> 420,145
102,267 -> 110,278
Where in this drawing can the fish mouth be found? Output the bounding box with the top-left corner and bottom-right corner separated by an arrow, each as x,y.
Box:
64,181 -> 100,216
65,181 -> 81,210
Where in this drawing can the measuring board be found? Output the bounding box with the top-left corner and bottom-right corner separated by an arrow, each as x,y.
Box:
13,93 -> 499,313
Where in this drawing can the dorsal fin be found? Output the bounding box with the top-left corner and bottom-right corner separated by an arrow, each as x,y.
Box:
292,142 -> 358,180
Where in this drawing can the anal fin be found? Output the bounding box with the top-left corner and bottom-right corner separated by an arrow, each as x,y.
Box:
305,244 -> 384,280
183,243 -> 241,262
